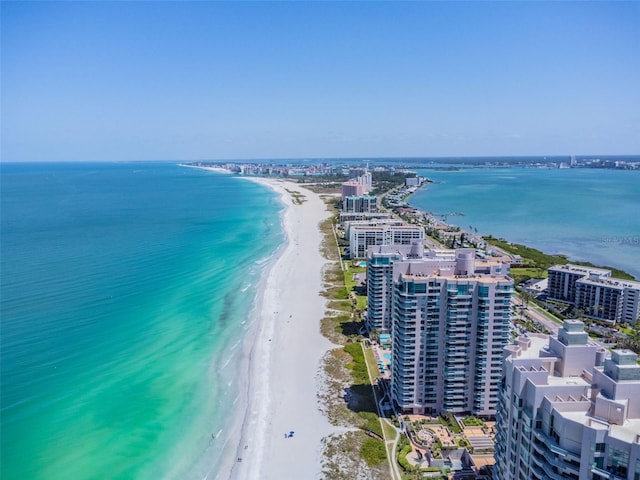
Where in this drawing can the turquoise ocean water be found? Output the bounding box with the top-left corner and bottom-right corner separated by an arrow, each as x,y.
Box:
2,161 -> 639,480
1,162 -> 283,480
410,167 -> 640,279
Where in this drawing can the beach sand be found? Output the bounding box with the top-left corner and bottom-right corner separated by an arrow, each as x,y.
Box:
229,178 -> 339,479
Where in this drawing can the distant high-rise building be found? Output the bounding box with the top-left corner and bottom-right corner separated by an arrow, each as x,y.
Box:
494,320 -> 640,480
341,180 -> 364,199
373,248 -> 513,416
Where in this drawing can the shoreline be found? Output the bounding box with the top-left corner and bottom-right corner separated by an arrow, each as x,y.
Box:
226,176 -> 339,479
179,163 -> 234,175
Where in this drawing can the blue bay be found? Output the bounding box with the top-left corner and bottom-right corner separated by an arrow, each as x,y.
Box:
410,167 -> 640,279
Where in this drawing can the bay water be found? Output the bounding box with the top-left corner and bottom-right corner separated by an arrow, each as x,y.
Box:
411,166 -> 640,279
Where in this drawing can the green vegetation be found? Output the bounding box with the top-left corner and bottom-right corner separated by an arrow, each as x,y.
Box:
363,346 -> 379,380
343,264 -> 368,311
397,435 -> 414,472
456,438 -> 471,450
344,342 -> 369,384
510,266 -> 547,284
461,415 -> 485,427
438,413 -> 461,434
370,171 -> 414,196
359,411 -> 383,437
284,188 -> 306,205
360,437 -> 387,467
382,419 -> 397,440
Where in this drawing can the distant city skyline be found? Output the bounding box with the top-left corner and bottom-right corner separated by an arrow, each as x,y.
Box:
2,1 -> 639,162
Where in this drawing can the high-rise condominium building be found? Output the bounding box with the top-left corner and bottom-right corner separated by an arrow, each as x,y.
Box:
342,195 -> 378,213
494,320 -> 640,480
371,246 -> 513,416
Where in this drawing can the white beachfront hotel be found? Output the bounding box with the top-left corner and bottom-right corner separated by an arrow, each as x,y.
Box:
494,320 -> 640,480
366,244 -> 513,417
347,221 -> 425,259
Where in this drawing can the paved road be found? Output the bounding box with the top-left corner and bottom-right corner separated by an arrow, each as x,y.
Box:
512,295 -> 562,335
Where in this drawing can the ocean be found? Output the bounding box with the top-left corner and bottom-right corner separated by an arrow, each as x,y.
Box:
0,162 -> 284,480
410,166 -> 640,279
2,161 -> 639,480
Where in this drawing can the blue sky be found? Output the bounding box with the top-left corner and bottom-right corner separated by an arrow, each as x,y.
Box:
2,1 -> 639,161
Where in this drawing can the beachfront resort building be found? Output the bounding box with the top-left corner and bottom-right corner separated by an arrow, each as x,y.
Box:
341,180 -> 364,198
366,244 -> 456,333
347,222 -> 425,259
548,264 -> 640,325
494,320 -> 640,480
370,246 -> 513,417
342,195 -> 378,213
339,211 -> 391,224
341,168 -> 372,199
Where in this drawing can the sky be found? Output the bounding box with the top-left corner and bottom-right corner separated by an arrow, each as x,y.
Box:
2,1 -> 639,162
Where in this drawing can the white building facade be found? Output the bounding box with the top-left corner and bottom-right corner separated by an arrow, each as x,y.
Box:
348,223 -> 424,259
547,264 -> 640,325
494,320 -> 640,480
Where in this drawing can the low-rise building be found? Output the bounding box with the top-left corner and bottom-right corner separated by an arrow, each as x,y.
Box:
547,264 -> 640,324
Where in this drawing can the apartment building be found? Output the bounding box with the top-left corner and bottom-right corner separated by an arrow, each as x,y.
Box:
341,180 -> 364,199
342,195 -> 378,213
548,264 -> 640,324
547,264 -> 611,303
494,320 -> 640,480
386,249 -> 513,416
339,211 -> 392,224
348,222 -> 424,259
366,244 -> 456,333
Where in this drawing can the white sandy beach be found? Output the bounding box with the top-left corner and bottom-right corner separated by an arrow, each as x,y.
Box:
228,177 -> 339,479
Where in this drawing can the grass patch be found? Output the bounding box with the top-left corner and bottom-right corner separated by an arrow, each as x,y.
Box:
360,437 -> 387,467
510,266 -> 547,284
382,420 -> 397,440
438,413 -> 461,434
326,300 -> 352,312
284,188 -> 306,204
344,342 -> 370,385
363,346 -> 380,381
358,411 -> 383,437
461,415 -> 485,427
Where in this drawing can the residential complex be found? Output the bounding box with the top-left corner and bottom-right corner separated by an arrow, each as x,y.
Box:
548,264 -> 640,325
366,245 -> 513,417
494,320 -> 640,480
341,180 -> 365,198
341,167 -> 372,199
347,222 -> 425,259
342,195 -> 378,213
339,211 -> 391,224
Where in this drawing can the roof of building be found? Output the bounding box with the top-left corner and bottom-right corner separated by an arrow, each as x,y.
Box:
549,263 -> 612,276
